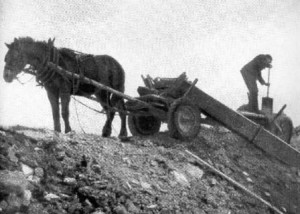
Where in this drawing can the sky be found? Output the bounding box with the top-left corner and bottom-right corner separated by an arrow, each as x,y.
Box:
0,0 -> 299,135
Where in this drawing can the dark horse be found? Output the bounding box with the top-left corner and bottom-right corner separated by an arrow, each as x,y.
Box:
3,37 -> 127,138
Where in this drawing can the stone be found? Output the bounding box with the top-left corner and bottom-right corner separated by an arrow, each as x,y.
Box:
0,130 -> 6,136
68,200 -> 82,214
44,193 -> 60,201
122,157 -> 132,165
171,170 -> 190,187
147,204 -> 158,209
140,181 -> 152,189
210,178 -> 217,186
91,210 -> 105,214
0,170 -> 28,197
84,199 -> 93,207
27,175 -> 41,184
56,151 -> 66,161
34,167 -> 44,177
6,193 -> 23,212
0,200 -> 8,210
246,177 -> 253,183
92,164 -> 102,173
114,205 -> 128,214
28,203 -> 49,214
242,171 -> 249,176
185,164 -> 204,179
34,147 -> 43,152
21,163 -> 34,177
142,140 -> 153,147
59,193 -> 71,199
8,146 -> 18,163
126,200 -> 139,213
63,177 -> 77,185
23,189 -> 32,206
150,160 -> 158,167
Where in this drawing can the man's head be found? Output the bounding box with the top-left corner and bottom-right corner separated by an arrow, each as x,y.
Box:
264,54 -> 272,68
265,54 -> 272,61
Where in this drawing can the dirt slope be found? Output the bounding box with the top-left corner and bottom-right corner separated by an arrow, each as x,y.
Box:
0,125 -> 299,214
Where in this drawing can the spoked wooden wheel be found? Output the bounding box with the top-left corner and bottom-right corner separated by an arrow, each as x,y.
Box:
128,114 -> 161,136
168,99 -> 201,141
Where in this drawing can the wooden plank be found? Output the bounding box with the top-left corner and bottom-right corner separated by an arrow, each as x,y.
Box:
186,83 -> 300,168
187,84 -> 261,141
252,128 -> 300,167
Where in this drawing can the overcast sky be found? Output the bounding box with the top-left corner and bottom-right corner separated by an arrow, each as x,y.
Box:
0,0 -> 299,134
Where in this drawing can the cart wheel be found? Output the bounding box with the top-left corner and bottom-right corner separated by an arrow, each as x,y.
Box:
168,99 -> 201,141
271,115 -> 293,144
128,114 -> 161,136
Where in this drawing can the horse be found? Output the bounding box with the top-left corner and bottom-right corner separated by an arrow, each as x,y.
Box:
3,37 -> 127,138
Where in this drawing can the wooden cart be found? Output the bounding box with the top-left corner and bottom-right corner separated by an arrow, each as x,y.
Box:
49,63 -> 300,168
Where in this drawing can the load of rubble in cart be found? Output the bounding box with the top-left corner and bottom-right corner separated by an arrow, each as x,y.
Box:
48,62 -> 300,168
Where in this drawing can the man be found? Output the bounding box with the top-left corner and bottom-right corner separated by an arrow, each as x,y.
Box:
240,54 -> 272,113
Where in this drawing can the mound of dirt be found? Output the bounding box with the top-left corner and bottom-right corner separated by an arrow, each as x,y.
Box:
0,125 -> 299,214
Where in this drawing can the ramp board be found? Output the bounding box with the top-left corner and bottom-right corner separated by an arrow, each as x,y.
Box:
186,82 -> 300,168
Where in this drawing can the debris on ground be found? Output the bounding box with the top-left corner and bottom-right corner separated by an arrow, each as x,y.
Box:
0,125 -> 299,214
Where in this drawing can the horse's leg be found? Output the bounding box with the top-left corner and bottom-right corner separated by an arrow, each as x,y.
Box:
96,90 -> 114,137
60,91 -> 72,133
59,79 -> 72,133
46,87 -> 61,132
111,94 -> 127,138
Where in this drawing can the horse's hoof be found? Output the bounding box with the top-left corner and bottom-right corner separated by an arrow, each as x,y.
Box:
102,133 -> 111,138
102,127 -> 112,138
65,128 -> 72,133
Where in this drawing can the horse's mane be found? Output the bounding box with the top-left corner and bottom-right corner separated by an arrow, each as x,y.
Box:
11,37 -> 86,64
13,37 -> 45,46
59,48 -> 77,60
9,37 -> 50,53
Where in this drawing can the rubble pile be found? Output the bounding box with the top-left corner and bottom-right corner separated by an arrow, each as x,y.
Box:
0,125 -> 299,214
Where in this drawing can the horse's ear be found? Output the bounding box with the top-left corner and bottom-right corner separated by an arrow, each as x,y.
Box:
5,43 -> 11,49
52,38 -> 55,43
14,38 -> 18,43
48,38 -> 55,46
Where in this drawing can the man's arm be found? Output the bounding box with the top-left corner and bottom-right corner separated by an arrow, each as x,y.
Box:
257,70 -> 268,85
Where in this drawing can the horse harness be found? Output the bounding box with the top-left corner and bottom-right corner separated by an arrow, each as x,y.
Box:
25,42 -> 94,96
22,41 -> 121,113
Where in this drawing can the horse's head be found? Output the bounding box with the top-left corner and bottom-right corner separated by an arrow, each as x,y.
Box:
3,37 -> 56,83
3,38 -> 27,83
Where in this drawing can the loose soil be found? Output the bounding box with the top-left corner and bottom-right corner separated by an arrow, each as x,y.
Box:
0,125 -> 299,214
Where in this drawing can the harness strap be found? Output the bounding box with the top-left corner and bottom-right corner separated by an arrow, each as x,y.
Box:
35,42 -> 61,86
